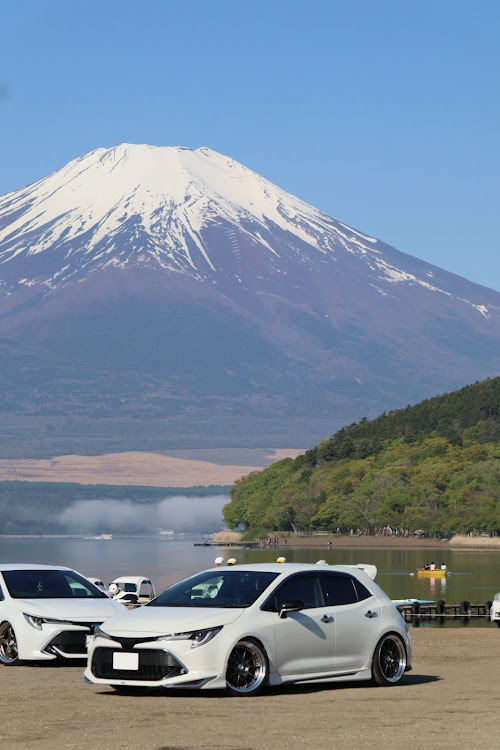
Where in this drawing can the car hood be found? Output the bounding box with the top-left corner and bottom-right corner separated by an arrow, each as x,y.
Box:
15,598 -> 123,620
100,605 -> 246,635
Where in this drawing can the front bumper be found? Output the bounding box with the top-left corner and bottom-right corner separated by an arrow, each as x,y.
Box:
19,622 -> 102,661
84,636 -> 226,689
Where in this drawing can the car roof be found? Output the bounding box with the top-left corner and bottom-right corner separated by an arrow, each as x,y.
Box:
0,563 -> 73,572
111,576 -> 153,585
203,562 -> 377,578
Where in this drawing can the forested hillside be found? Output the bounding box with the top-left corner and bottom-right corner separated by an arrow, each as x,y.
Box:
223,378 -> 500,535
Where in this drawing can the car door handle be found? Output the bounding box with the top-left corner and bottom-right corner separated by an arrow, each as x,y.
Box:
365,610 -> 378,618
321,615 -> 334,623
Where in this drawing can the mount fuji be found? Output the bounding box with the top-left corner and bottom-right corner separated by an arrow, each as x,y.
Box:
0,143 -> 499,449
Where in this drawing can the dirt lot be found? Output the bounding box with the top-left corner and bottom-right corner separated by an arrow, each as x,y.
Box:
1,628 -> 498,750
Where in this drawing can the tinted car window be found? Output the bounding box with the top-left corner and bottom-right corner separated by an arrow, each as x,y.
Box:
352,578 -> 372,602
320,573 -> 373,605
3,570 -> 108,599
149,570 -> 278,608
263,573 -> 324,611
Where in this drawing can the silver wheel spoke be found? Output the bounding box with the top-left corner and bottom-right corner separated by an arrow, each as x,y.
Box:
226,640 -> 267,694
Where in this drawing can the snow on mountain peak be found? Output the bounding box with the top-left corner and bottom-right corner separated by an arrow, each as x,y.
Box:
0,144 -> 494,321
0,143 -> 362,280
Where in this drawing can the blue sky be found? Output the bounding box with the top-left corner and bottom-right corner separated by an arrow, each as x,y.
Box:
1,0 -> 499,289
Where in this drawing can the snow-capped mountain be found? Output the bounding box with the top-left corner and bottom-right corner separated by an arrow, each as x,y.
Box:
0,143 -> 499,446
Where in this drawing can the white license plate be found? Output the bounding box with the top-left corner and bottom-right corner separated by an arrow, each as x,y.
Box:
113,651 -> 139,670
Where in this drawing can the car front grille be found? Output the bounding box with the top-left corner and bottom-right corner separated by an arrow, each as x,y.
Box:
91,647 -> 183,681
47,630 -> 88,655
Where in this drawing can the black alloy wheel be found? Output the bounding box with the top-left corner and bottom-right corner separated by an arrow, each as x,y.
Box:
372,633 -> 406,686
225,639 -> 268,696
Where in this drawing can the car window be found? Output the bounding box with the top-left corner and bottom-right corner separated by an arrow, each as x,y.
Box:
320,573 -> 373,605
263,573 -> 324,611
352,578 -> 372,602
2,569 -> 108,599
149,570 -> 279,608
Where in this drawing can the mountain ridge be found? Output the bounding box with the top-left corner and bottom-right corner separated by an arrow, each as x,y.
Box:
0,144 -> 499,448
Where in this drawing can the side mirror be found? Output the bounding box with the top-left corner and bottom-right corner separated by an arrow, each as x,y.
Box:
279,599 -> 304,619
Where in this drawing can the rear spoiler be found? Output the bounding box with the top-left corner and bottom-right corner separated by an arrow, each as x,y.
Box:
354,563 -> 377,580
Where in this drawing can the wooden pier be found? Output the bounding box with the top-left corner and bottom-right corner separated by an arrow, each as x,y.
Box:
193,541 -> 260,548
399,599 -> 493,622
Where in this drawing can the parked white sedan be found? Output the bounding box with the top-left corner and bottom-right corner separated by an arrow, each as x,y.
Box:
85,562 -> 412,695
0,564 -> 123,664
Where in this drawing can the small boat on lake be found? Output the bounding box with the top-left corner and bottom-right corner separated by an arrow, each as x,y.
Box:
415,568 -> 447,577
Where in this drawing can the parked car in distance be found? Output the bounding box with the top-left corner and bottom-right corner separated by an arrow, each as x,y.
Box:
0,564 -> 123,665
85,562 -> 412,695
86,577 -> 109,595
490,593 -> 500,627
108,576 -> 155,605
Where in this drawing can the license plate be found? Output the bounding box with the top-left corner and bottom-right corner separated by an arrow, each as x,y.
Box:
113,651 -> 139,670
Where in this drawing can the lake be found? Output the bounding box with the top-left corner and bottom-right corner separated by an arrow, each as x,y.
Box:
1,537 -> 498,626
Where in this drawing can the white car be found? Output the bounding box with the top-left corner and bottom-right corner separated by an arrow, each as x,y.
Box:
84,562 -> 412,695
86,577 -> 109,595
0,564 -> 123,664
490,593 -> 500,627
108,576 -> 155,604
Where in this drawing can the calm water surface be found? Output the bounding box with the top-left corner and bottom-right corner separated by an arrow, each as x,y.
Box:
0,537 -> 498,626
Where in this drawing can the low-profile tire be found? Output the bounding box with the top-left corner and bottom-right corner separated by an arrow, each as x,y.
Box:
371,633 -> 407,686
0,622 -> 20,665
225,639 -> 268,696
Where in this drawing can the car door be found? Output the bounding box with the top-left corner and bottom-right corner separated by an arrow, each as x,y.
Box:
263,572 -> 336,676
320,572 -> 380,672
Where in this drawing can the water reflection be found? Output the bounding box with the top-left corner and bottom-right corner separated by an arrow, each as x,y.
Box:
0,537 -> 498,628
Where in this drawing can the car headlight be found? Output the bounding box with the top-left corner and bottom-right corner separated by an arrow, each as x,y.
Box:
155,626 -> 223,648
23,613 -> 68,630
93,624 -> 116,640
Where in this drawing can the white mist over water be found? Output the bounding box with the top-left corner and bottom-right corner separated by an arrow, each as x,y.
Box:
57,495 -> 229,535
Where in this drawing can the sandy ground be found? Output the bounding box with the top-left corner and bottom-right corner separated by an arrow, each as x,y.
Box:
0,451 -> 297,487
1,628 -> 498,750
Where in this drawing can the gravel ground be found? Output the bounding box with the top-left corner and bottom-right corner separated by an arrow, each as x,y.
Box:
1,628 -> 498,750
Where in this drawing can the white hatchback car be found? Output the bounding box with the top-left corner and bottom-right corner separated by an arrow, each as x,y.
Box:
0,564 -> 123,664
85,562 -> 412,695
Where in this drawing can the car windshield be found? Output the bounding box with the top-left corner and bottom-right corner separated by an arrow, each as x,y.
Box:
3,569 -> 108,599
149,570 -> 279,608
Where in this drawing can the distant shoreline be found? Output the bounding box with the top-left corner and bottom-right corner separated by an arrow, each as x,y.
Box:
212,531 -> 500,551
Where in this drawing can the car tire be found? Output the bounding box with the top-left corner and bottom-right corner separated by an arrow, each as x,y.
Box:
371,632 -> 407,686
0,621 -> 20,665
225,638 -> 268,696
